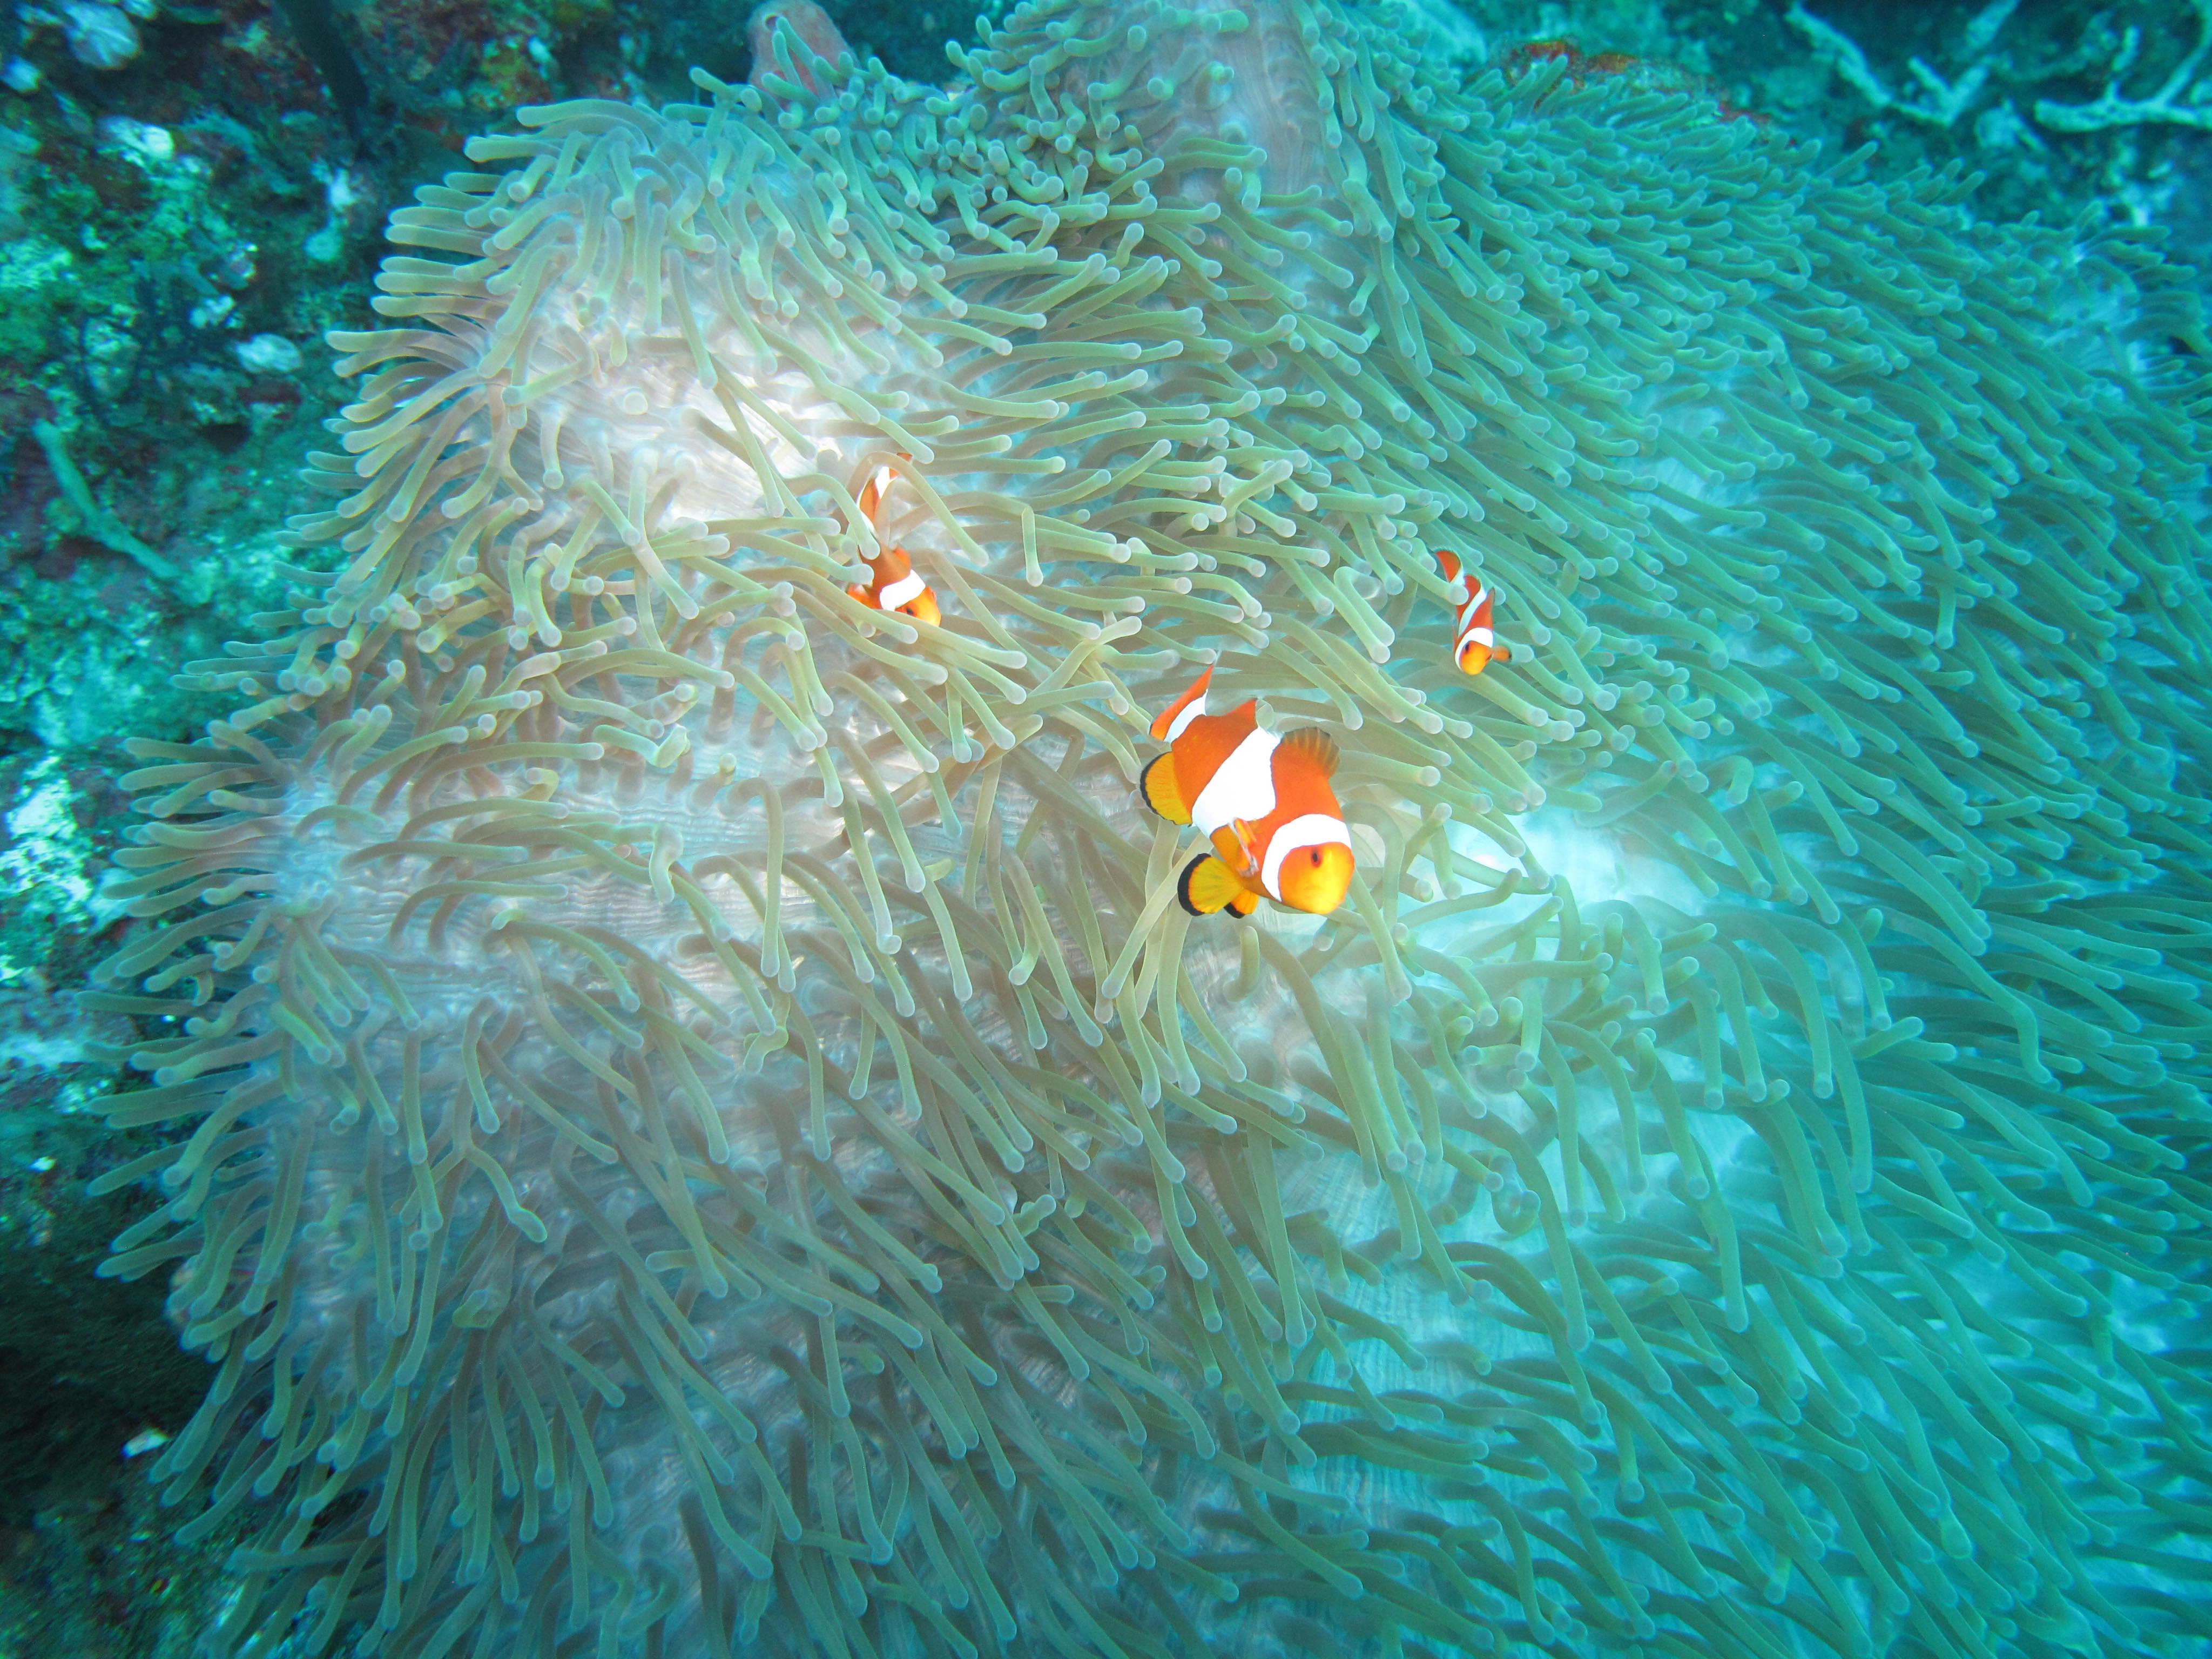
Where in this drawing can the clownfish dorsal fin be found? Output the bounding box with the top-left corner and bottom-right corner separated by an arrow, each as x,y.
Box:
1436,549 -> 1471,603
1279,725 -> 1340,778
1150,665 -> 1215,744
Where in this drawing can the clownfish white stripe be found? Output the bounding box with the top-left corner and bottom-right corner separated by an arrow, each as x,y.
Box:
1459,624 -> 1495,648
869,464 -> 895,496
1261,813 -> 1352,900
878,570 -> 928,610
1190,729 -> 1280,837
1163,694 -> 1208,744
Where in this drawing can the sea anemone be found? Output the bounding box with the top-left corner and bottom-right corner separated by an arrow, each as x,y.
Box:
92,1 -> 2212,1656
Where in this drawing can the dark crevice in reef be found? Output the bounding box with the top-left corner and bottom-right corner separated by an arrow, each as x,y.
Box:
0,1150 -> 206,1530
268,0 -> 374,146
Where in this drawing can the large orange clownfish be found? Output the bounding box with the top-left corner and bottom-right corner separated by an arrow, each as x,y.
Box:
846,461 -> 941,626
1139,666 -> 1355,919
1438,549 -> 1510,675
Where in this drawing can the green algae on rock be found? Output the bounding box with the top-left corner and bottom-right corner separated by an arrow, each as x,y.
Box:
91,0 -> 2212,1655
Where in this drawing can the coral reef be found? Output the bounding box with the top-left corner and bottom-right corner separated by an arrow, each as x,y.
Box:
1784,0 -> 2018,130
2035,0 -> 2212,135
83,2 -> 2212,1658
1781,0 -> 2212,144
1746,0 -> 2212,234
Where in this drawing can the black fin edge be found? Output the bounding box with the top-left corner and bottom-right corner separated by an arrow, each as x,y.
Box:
1176,854 -> 1211,918
1139,753 -> 1171,822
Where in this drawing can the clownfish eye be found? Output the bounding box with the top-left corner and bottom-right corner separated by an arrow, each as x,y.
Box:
1309,849 -> 1323,866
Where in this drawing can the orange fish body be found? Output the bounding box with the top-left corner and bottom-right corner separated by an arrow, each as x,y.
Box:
1438,549 -> 1509,675
846,461 -> 941,625
1140,667 -> 1355,918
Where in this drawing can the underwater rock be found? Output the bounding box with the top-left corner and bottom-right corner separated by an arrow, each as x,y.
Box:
232,334 -> 304,376
56,0 -> 142,71
95,1 -> 2212,1656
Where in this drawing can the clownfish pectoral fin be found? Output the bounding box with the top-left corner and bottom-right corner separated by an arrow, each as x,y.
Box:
847,581 -> 878,610
1177,854 -> 1250,918
1149,666 -> 1214,744
1139,753 -> 1190,825
1229,818 -> 1263,877
1279,725 -> 1340,778
1226,887 -> 1260,918
871,560 -> 936,624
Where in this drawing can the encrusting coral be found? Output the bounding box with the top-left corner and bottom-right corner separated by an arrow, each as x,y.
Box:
87,0 -> 2212,1655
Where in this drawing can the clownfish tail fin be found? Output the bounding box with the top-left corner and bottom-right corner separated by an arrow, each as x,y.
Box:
1139,754 -> 1190,825
1437,548 -> 1462,585
1149,666 -> 1214,743
1177,854 -> 1246,918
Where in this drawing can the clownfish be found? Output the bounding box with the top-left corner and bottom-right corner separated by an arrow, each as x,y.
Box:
846,461 -> 941,626
1438,549 -> 1510,675
1139,666 -> 1355,919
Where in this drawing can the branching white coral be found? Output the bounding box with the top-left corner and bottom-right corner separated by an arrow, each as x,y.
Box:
2036,0 -> 2212,133
30,420 -> 171,577
1786,0 -> 2018,129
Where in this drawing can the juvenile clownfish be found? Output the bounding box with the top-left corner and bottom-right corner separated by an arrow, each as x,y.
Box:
846,461 -> 941,626
1438,549 -> 1510,675
1139,666 -> 1355,919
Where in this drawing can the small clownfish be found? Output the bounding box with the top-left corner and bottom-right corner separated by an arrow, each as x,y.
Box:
1139,666 -> 1355,919
846,461 -> 941,626
1438,549 -> 1510,675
